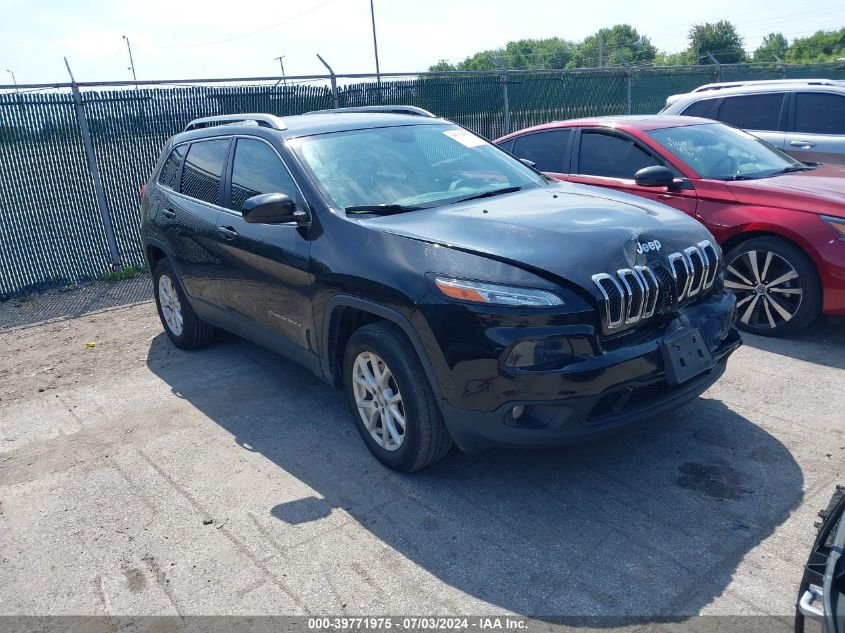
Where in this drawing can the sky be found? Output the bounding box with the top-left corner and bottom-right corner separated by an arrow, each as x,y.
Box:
1,0 -> 843,86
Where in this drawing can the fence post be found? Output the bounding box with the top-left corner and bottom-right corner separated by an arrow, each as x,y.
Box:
617,53 -> 632,115
706,52 -> 721,82
316,54 -> 340,109
490,56 -> 510,136
64,57 -> 123,271
774,55 -> 786,78
501,70 -> 510,135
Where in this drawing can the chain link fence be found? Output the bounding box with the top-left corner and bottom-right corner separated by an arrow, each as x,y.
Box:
1,62 -> 844,297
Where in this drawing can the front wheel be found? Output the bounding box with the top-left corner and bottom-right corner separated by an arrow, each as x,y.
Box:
724,236 -> 821,336
343,322 -> 452,472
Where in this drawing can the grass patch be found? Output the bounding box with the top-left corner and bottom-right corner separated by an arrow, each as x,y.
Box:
98,265 -> 147,282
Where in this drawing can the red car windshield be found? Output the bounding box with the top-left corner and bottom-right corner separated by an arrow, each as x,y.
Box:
647,123 -> 808,181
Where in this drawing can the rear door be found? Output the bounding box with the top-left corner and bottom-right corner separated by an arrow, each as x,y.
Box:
214,136 -> 316,367
566,128 -> 698,217
711,92 -> 787,150
507,129 -> 573,178
155,137 -> 232,324
786,91 -> 845,165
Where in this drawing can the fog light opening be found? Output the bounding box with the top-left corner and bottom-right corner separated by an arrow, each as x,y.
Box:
511,405 -> 526,420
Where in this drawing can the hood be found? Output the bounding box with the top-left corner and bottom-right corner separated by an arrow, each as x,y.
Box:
725,164 -> 845,218
362,182 -> 716,292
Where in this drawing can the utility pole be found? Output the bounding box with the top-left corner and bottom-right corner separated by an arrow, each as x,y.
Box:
6,69 -> 18,93
369,0 -> 381,88
274,55 -> 287,85
122,35 -> 137,81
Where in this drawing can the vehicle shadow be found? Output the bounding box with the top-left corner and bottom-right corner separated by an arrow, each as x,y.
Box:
146,332 -> 803,623
741,318 -> 845,370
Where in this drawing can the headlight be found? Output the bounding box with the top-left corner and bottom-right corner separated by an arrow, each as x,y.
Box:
822,215 -> 845,239
433,276 -> 564,306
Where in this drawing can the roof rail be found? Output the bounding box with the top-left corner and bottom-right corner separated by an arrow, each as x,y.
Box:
692,78 -> 840,93
304,105 -> 437,118
184,113 -> 287,132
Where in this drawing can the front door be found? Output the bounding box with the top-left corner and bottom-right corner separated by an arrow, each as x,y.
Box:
786,91 -> 845,165
213,136 -> 316,365
566,129 -> 698,217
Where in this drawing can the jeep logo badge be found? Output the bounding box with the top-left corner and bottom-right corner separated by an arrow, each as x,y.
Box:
636,240 -> 662,254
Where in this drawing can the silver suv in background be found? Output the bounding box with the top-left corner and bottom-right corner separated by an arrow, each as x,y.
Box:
661,79 -> 845,165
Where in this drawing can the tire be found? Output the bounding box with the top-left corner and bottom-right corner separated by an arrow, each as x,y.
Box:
153,258 -> 215,350
343,322 -> 452,472
724,236 -> 821,336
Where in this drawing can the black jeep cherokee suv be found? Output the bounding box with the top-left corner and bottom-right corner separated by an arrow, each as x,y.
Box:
140,107 -> 741,471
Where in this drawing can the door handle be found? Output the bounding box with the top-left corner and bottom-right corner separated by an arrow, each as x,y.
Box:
161,208 -> 176,219
790,140 -> 817,148
217,226 -> 238,240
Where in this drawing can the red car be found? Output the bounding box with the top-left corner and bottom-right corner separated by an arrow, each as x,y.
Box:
497,116 -> 845,335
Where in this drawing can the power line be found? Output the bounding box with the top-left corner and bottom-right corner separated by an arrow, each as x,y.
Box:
155,0 -> 339,49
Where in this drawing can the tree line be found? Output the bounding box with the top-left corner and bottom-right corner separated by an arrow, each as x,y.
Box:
429,21 -> 845,71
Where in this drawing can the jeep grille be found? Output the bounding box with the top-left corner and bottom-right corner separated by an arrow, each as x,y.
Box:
592,240 -> 719,331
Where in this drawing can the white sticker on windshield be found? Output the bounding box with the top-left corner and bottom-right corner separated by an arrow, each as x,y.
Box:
443,129 -> 486,148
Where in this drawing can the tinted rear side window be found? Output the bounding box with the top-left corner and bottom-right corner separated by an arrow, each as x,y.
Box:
229,139 -> 301,210
578,132 -> 658,179
716,93 -> 784,131
512,130 -> 571,173
158,145 -> 186,190
180,139 -> 230,205
681,99 -> 719,119
794,93 -> 845,135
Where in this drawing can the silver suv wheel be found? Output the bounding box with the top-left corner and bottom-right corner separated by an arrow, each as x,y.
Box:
352,351 -> 406,451
158,273 -> 184,336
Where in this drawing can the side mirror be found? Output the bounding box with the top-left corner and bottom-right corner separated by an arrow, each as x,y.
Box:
519,158 -> 537,169
242,193 -> 308,225
634,166 -> 676,188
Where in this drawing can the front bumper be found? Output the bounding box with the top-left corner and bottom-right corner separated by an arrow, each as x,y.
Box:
415,290 -> 741,452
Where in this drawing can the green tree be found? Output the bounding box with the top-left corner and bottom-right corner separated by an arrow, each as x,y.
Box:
753,32 -> 789,62
785,28 -> 845,62
573,24 -> 657,67
688,20 -> 747,64
654,50 -> 694,66
429,37 -> 576,71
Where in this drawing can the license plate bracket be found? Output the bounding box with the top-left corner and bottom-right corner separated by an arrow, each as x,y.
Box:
661,328 -> 715,386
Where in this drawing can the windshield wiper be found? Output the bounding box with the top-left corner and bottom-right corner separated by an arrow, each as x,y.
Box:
772,165 -> 814,175
345,204 -> 422,215
449,186 -> 523,204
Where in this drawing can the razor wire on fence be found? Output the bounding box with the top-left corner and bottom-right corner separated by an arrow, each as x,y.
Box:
1,62 -> 844,297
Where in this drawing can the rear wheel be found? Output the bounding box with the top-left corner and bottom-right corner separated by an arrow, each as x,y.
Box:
724,237 -> 820,336
153,258 -> 215,349
343,322 -> 452,472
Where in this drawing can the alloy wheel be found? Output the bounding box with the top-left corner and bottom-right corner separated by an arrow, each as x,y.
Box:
158,274 -> 184,336
352,351 -> 406,451
725,249 -> 802,330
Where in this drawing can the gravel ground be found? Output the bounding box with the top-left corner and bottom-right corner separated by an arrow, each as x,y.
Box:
0,281 -> 843,631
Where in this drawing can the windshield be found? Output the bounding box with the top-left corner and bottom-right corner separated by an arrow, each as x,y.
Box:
289,123 -> 547,212
647,123 -> 807,181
